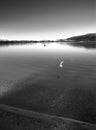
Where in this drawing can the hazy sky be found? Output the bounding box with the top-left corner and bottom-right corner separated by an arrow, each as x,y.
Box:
0,0 -> 96,40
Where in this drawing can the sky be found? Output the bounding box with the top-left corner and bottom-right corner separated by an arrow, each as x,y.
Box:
0,0 -> 96,40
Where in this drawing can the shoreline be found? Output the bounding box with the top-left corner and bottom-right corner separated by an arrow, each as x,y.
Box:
0,104 -> 96,130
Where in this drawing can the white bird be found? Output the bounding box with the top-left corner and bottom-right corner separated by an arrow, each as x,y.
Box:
59,60 -> 64,68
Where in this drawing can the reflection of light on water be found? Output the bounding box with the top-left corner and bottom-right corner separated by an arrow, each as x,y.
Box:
0,43 -> 89,58
59,60 -> 64,68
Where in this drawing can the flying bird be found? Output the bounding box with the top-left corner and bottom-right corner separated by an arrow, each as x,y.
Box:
59,61 -> 64,68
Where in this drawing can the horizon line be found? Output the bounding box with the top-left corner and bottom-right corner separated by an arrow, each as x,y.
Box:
0,32 -> 96,41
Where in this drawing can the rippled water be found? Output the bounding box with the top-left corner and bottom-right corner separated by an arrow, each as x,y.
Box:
0,42 -> 96,124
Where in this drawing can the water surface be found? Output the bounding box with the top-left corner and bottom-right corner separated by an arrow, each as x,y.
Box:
0,42 -> 96,124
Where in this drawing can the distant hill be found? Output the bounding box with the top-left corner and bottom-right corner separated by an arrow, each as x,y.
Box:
66,33 -> 96,42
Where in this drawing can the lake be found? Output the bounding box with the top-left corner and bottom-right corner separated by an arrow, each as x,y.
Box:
0,42 -> 96,124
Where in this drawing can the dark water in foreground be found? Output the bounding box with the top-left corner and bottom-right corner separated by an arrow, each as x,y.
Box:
0,42 -> 96,124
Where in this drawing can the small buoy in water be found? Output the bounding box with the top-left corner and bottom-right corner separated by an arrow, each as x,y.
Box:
44,44 -> 46,47
59,61 -> 64,68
